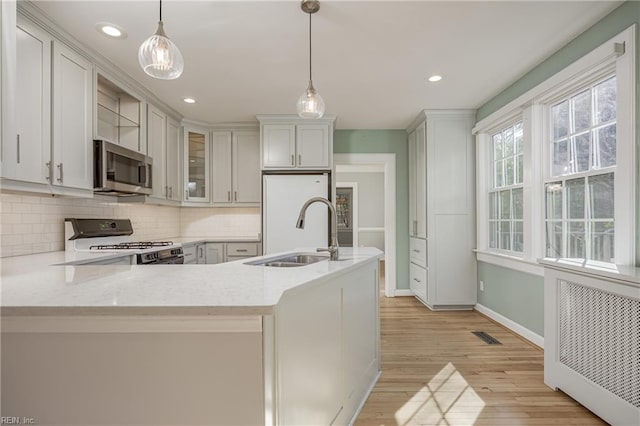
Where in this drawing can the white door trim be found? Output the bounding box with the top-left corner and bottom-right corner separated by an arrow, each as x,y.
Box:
336,181 -> 359,247
334,153 -> 396,297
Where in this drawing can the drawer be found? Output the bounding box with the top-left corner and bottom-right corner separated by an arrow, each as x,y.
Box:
182,245 -> 197,264
226,242 -> 260,256
410,237 -> 427,268
410,263 -> 427,303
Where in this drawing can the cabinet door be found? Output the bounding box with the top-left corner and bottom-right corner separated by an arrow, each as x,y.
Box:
410,262 -> 427,304
232,131 -> 260,204
408,129 -> 417,236
148,104 -> 167,199
296,124 -> 329,168
262,124 -> 295,168
415,122 -> 427,238
184,126 -> 210,202
205,243 -> 225,264
51,41 -> 93,190
6,19 -> 51,183
212,131 -> 233,204
166,118 -> 181,201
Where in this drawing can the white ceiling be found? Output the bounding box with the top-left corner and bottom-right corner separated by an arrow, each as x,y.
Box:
32,0 -> 621,129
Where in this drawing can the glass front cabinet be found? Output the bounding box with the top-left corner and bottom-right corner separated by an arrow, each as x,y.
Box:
183,126 -> 210,203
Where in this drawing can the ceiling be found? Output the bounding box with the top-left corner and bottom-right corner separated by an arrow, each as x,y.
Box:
32,1 -> 621,129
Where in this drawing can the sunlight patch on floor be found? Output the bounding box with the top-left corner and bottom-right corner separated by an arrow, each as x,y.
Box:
394,362 -> 485,426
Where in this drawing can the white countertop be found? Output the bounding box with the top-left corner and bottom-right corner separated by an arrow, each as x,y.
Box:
538,257 -> 640,286
169,236 -> 261,245
1,247 -> 382,316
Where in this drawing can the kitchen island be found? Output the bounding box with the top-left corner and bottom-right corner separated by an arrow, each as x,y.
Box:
1,248 -> 382,425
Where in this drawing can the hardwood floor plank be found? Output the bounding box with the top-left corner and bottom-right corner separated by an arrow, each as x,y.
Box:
354,296 -> 605,426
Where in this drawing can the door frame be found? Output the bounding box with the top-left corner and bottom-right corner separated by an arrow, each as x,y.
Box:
334,153 -> 396,297
335,182 -> 359,247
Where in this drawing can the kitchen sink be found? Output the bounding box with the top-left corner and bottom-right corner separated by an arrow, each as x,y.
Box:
245,253 -> 329,267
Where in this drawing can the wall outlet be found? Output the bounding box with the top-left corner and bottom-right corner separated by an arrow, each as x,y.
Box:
479,280 -> 485,292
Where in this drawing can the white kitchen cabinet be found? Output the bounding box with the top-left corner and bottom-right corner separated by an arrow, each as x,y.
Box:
182,244 -> 197,264
407,110 -> 476,309
257,115 -> 336,170
184,125 -> 210,203
225,242 -> 260,262
196,243 -> 208,264
148,104 -> 181,203
205,243 -> 224,264
212,130 -> 260,206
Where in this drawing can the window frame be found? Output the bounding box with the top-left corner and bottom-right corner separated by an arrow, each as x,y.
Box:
474,25 -> 636,273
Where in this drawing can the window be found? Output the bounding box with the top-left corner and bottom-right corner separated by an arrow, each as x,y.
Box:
545,76 -> 616,262
489,122 -> 524,253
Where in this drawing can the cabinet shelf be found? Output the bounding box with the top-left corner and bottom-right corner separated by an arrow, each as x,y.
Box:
97,103 -> 139,128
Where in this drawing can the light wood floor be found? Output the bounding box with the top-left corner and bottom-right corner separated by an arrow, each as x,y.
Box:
355,295 -> 606,426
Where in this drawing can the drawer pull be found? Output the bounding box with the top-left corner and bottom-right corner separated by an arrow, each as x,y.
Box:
413,278 -> 421,283
236,249 -> 248,252
412,249 -> 420,253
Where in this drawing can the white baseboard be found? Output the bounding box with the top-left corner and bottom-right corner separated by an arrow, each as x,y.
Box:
474,303 -> 544,349
393,289 -> 414,297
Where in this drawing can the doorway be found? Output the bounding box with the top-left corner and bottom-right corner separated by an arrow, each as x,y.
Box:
334,154 -> 396,297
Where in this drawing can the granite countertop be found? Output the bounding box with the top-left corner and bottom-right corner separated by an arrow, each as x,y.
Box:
1,247 -> 382,316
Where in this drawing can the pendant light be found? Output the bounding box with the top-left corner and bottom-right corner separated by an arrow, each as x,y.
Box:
297,0 -> 325,119
138,0 -> 184,80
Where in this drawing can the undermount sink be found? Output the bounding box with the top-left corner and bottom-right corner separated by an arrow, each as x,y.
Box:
246,253 -> 329,268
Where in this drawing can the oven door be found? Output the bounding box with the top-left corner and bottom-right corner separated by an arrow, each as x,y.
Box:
94,140 -> 153,195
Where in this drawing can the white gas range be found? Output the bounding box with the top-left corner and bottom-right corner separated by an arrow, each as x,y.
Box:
65,218 -> 184,264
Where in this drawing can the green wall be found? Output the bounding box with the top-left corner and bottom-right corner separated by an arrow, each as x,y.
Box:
333,130 -> 409,290
476,1 -> 640,338
477,263 -> 544,336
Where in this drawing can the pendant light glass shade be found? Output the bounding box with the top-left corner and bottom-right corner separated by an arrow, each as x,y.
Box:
138,1 -> 184,80
297,81 -> 325,119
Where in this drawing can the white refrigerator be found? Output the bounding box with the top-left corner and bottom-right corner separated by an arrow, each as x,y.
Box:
262,173 -> 329,254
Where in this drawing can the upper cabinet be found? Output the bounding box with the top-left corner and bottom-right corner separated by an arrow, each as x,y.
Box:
184,125 -> 210,203
2,14 -> 93,196
257,115 -> 336,170
96,73 -> 146,154
212,129 -> 260,206
148,104 -> 181,203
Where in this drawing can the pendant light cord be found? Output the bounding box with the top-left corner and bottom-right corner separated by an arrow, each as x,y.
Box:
309,12 -> 312,82
159,0 -> 163,22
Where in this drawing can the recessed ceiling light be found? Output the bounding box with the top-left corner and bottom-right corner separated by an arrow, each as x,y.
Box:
95,22 -> 127,39
183,98 -> 196,104
428,75 -> 443,83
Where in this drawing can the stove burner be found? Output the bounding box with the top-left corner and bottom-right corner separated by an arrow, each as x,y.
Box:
89,241 -> 174,250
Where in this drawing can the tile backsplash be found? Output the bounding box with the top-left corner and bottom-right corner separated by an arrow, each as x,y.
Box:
0,192 -> 261,257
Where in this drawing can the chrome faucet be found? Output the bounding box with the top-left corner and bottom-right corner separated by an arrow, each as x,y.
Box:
296,196 -> 339,261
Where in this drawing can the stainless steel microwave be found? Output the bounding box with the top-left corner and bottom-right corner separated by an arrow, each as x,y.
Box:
94,140 -> 153,195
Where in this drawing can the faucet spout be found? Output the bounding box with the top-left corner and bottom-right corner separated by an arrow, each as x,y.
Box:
296,196 -> 339,260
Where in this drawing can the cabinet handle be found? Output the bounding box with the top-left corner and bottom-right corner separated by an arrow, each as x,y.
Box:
56,163 -> 63,183
236,249 -> 247,253
198,247 -> 203,258
234,191 -> 237,201
165,185 -> 168,197
413,220 -> 417,235
16,134 -> 20,164
298,154 -> 302,166
169,187 -> 173,198
413,278 -> 421,283
413,249 -> 420,253
185,189 -> 189,200
228,191 -> 231,201
45,161 -> 52,182
291,154 -> 294,166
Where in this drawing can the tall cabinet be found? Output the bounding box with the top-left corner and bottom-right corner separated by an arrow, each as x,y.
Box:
408,110 -> 477,310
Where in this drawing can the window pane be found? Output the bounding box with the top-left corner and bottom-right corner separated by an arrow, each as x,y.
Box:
566,178 -> 585,219
504,127 -> 514,157
516,154 -> 523,184
512,188 -> 523,220
500,190 -> 511,219
499,221 -> 511,251
595,76 -> 616,124
493,133 -> 503,160
489,192 -> 498,219
572,132 -> 590,173
514,122 -> 523,154
595,124 -> 616,168
552,100 -> 569,139
494,160 -> 503,188
591,221 -> 614,262
545,182 -> 563,220
572,89 -> 592,133
546,221 -> 563,257
513,221 -> 524,253
588,173 -> 614,219
489,221 -> 498,249
553,139 -> 569,176
504,157 -> 514,186
568,222 -> 586,258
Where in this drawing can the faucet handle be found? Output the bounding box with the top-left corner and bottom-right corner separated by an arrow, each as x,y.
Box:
317,246 -> 339,261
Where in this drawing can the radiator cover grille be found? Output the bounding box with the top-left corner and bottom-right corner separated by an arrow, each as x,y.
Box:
558,279 -> 640,408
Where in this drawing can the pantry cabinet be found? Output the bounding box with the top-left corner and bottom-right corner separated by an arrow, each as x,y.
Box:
257,115 -> 335,170
212,130 -> 260,206
407,110 -> 476,309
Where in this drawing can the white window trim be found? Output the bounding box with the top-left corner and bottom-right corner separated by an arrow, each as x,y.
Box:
475,25 -> 636,272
